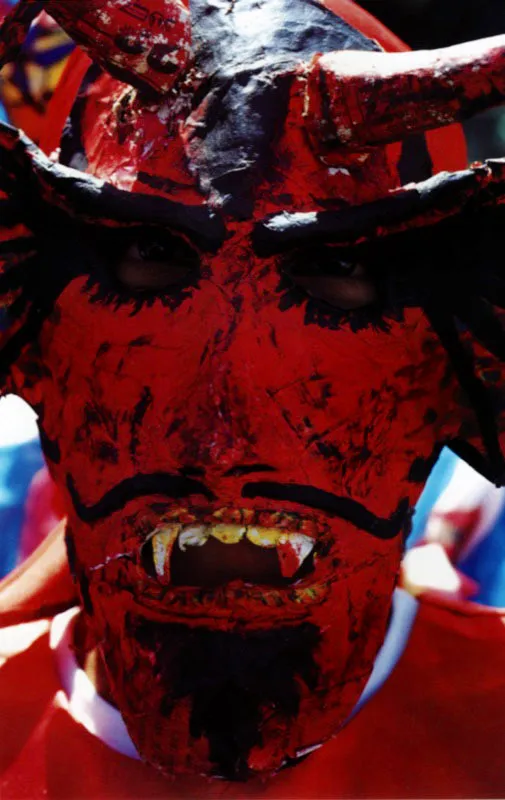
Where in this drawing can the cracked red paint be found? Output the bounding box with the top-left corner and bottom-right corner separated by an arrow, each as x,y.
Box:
1,0 -> 504,784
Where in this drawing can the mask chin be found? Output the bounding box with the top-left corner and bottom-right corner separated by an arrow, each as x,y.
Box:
95,574 -> 393,782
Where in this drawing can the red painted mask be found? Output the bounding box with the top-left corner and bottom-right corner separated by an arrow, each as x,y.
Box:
1,0 -> 505,783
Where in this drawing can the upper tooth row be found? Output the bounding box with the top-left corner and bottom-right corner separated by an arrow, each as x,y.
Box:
149,524 -> 315,581
162,523 -> 313,550
148,523 -> 315,552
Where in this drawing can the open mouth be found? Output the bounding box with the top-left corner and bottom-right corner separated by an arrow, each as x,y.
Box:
142,521 -> 317,587
123,508 -> 335,622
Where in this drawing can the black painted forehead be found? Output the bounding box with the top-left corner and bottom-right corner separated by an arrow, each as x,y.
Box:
187,0 -> 381,213
189,0 -> 379,72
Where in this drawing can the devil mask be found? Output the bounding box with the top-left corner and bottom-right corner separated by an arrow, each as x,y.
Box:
2,0 -> 505,783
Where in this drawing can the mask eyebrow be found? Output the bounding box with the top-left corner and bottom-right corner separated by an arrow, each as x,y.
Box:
252,200 -> 409,257
253,211 -> 323,256
77,182 -> 227,254
252,166 -> 482,257
3,124 -> 228,254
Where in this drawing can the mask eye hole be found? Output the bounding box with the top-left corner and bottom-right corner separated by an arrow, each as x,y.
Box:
114,230 -> 201,293
282,247 -> 378,311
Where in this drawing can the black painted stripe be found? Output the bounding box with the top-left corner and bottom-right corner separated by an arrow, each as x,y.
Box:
242,481 -> 411,540
66,472 -> 216,523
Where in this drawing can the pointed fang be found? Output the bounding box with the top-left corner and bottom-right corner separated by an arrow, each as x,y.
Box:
277,534 -> 315,579
151,525 -> 180,581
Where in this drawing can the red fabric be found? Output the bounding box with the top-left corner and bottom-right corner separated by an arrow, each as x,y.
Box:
19,468 -> 65,562
1,593 -> 504,799
0,523 -> 77,629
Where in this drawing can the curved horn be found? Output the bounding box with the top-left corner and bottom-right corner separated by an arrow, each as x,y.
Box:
1,0 -> 192,97
305,35 -> 505,152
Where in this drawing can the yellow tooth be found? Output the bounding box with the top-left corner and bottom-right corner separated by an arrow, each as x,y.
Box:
179,525 -> 209,551
151,525 -> 180,577
246,527 -> 286,548
210,524 -> 246,544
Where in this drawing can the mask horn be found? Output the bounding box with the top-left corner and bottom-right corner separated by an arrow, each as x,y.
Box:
0,0 -> 192,98
305,35 -> 505,153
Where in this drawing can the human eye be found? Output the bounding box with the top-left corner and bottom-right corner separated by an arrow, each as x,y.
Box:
113,229 -> 201,293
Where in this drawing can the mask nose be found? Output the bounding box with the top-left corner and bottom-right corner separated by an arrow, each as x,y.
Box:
196,365 -> 255,472
167,283 -> 287,476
